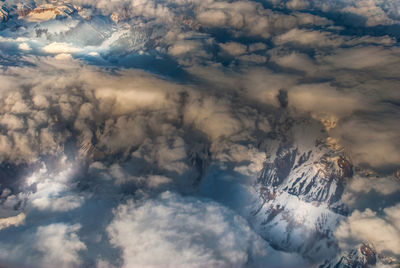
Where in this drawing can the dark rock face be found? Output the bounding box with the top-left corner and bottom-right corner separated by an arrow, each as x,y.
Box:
337,156 -> 353,178
321,244 -> 377,268
259,147 -> 297,187
395,170 -> 400,180
277,89 -> 288,108
257,145 -> 350,206
322,243 -> 400,268
0,5 -> 8,22
251,120 -> 353,262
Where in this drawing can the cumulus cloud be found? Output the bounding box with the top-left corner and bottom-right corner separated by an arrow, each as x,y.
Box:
346,175 -> 400,197
168,40 -> 202,56
288,83 -> 361,117
18,43 -> 31,51
0,213 -> 26,230
107,191 -> 305,268
331,113 -> 400,168
322,46 -> 400,71
341,173 -> 400,212
286,0 -> 309,10
271,0 -> 400,26
184,96 -> 243,140
0,0 -> 400,266
0,222 -> 86,268
219,42 -> 247,56
42,42 -> 82,54
24,158 -> 84,212
35,223 -> 86,267
274,28 -> 344,47
270,51 -> 318,74
335,204 -> 400,258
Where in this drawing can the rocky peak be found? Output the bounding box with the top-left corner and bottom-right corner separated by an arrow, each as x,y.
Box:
258,143 -> 352,206
16,3 -> 75,21
251,119 -> 354,262
0,4 -> 8,22
321,243 -> 400,268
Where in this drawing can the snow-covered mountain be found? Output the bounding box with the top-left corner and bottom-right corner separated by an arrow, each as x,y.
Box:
0,1 -> 158,56
249,117 -> 351,263
16,3 -> 74,22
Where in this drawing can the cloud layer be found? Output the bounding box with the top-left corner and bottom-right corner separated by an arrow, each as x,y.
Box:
107,192 -> 306,268
0,0 -> 399,267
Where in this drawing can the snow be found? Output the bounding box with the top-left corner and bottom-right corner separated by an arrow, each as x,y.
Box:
19,4 -> 74,22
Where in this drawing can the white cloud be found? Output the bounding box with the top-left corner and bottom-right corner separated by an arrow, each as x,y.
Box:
286,0 -> 309,10
0,1 -> 399,265
248,42 -> 267,52
184,96 -> 242,140
288,83 -> 361,117
32,95 -> 50,109
347,175 -> 400,196
342,174 -> 400,206
35,223 -> 86,268
219,42 -> 247,56
197,9 -> 228,27
270,0 -> 400,26
0,213 -> 26,230
0,114 -> 25,130
331,115 -> 400,168
18,43 -> 31,51
54,53 -> 73,60
42,42 -> 82,54
107,191 -> 305,268
92,69 -> 180,115
25,158 -> 84,212
168,40 -> 202,56
270,52 -> 317,74
322,46 -> 400,71
274,28 -> 343,47
335,204 -> 400,257
146,175 -> 173,188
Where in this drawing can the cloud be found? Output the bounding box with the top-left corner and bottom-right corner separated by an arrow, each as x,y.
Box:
270,51 -> 317,74
190,0 -> 330,38
346,175 -> 400,196
0,213 -> 26,230
270,0 -> 400,26
42,42 -> 82,54
168,40 -> 203,56
18,43 -> 31,51
219,42 -> 247,56
274,28 -> 344,47
322,46 -> 400,71
341,173 -> 400,209
35,223 -> 86,268
0,222 -> 86,268
288,83 -> 361,117
197,9 -> 228,27
331,113 -> 400,168
335,204 -> 400,258
24,158 -> 84,212
286,0 -> 309,10
107,191 -> 305,268
0,0 -> 400,266
184,96 -> 243,140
